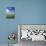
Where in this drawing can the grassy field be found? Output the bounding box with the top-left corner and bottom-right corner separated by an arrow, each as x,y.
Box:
6,14 -> 15,19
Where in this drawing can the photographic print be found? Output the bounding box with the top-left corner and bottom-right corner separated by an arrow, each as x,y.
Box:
6,7 -> 15,19
18,24 -> 46,46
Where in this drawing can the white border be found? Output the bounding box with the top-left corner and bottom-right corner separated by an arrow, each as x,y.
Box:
18,25 -> 20,43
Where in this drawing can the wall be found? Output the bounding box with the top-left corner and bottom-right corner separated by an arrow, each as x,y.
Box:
16,0 -> 46,24
0,0 -> 46,44
0,0 -> 18,44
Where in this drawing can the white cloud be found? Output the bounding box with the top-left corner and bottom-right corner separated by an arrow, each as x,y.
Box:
6,9 -> 10,13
